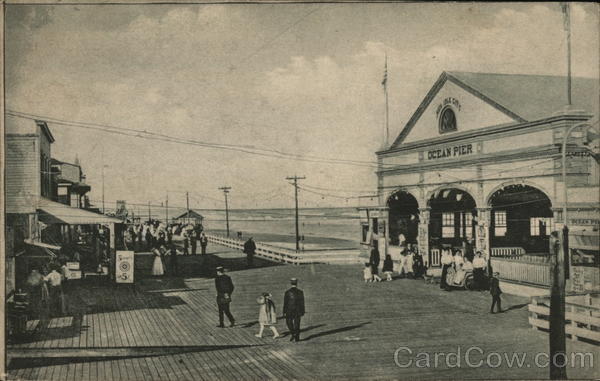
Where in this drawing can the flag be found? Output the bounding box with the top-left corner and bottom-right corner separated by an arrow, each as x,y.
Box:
381,55 -> 388,87
560,2 -> 570,32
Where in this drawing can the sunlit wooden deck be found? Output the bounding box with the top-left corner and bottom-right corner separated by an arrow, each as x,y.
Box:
7,246 -> 599,380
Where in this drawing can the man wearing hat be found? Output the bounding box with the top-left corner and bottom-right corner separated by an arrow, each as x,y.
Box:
490,271 -> 502,313
215,266 -> 236,327
283,278 -> 305,342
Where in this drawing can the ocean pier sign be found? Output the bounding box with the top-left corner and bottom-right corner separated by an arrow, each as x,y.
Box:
427,143 -> 474,160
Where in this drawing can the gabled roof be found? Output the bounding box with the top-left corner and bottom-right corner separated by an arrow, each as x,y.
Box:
174,210 -> 204,220
36,121 -> 55,143
391,71 -> 599,148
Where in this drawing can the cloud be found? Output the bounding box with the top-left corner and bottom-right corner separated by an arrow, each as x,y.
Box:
5,3 -> 598,209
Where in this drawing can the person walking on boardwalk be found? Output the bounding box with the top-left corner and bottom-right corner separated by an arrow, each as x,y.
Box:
200,233 -> 208,255
243,237 -> 256,268
255,292 -> 280,339
490,272 -> 502,313
283,278 -> 305,342
215,266 -> 235,328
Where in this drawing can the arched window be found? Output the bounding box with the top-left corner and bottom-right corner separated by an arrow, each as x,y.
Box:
439,107 -> 457,133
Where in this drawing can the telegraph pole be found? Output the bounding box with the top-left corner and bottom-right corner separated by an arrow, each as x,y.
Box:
219,187 -> 231,237
165,192 -> 169,224
286,176 -> 305,251
147,201 -> 151,223
186,191 -> 190,222
549,230 -> 567,379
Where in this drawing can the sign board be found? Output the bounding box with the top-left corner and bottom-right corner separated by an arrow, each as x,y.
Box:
66,262 -> 80,270
68,270 -> 82,280
115,250 -> 135,283
427,143 -> 474,160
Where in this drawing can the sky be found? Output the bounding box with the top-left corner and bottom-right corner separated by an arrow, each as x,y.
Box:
5,2 -> 599,212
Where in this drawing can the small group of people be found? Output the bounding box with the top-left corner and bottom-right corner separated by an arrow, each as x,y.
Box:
440,248 -> 488,291
363,244 -> 427,283
25,262 -> 70,318
214,266 -> 306,342
125,221 -> 208,255
151,243 -> 182,277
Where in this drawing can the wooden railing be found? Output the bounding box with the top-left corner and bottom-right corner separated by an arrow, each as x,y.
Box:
529,293 -> 600,344
205,234 -> 318,265
490,257 -> 552,286
490,247 -> 526,258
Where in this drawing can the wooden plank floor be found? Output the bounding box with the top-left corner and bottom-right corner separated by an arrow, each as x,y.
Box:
7,247 -> 599,380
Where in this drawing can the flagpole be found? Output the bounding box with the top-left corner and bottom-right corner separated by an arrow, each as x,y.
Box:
382,54 -> 389,148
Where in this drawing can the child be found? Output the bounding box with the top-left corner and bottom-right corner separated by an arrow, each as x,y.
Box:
382,255 -> 394,281
363,262 -> 373,283
255,293 -> 280,338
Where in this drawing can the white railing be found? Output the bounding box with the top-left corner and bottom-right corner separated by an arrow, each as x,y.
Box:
205,234 -> 319,265
490,247 -> 526,257
529,293 -> 600,344
491,257 -> 552,286
429,248 -> 441,267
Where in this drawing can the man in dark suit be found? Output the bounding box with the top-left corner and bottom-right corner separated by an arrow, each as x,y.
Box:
215,266 -> 235,327
490,271 -> 502,313
283,278 -> 305,342
243,238 -> 257,268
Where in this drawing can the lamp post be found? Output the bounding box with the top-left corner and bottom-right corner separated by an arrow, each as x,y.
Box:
550,119 -> 594,380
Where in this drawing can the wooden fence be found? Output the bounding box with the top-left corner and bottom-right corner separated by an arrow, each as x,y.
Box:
490,247 -> 526,257
529,293 -> 600,344
490,257 -> 552,286
205,234 -> 318,265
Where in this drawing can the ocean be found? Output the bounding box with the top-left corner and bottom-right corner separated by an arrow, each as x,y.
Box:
199,207 -> 362,250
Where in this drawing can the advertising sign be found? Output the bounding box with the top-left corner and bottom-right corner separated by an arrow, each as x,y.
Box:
68,270 -> 82,280
115,250 -> 135,283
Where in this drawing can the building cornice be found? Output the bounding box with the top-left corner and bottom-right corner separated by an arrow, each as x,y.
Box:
377,145 -> 560,175
378,113 -> 593,157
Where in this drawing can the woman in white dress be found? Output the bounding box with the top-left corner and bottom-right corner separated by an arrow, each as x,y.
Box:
151,247 -> 165,276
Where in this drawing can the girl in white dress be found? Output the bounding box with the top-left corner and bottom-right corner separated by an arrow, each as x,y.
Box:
151,247 -> 164,276
255,293 -> 280,338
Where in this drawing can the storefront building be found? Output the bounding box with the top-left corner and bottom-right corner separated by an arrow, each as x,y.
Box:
360,71 -> 599,290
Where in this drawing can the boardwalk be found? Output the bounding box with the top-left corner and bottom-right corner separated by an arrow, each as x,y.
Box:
7,246 -> 599,380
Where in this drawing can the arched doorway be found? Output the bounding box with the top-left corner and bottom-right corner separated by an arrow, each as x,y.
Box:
387,191 -> 419,246
428,188 -> 477,250
488,184 -> 553,253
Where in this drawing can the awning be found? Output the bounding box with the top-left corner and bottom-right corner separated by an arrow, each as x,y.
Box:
37,198 -> 123,225
22,242 -> 59,259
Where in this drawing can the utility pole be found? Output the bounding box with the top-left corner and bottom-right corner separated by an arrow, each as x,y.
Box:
286,175 -> 305,251
549,230 -> 567,379
186,191 -> 190,223
219,187 -> 231,237
101,165 -> 105,214
560,2 -> 572,106
148,201 -> 151,223
165,192 -> 169,224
